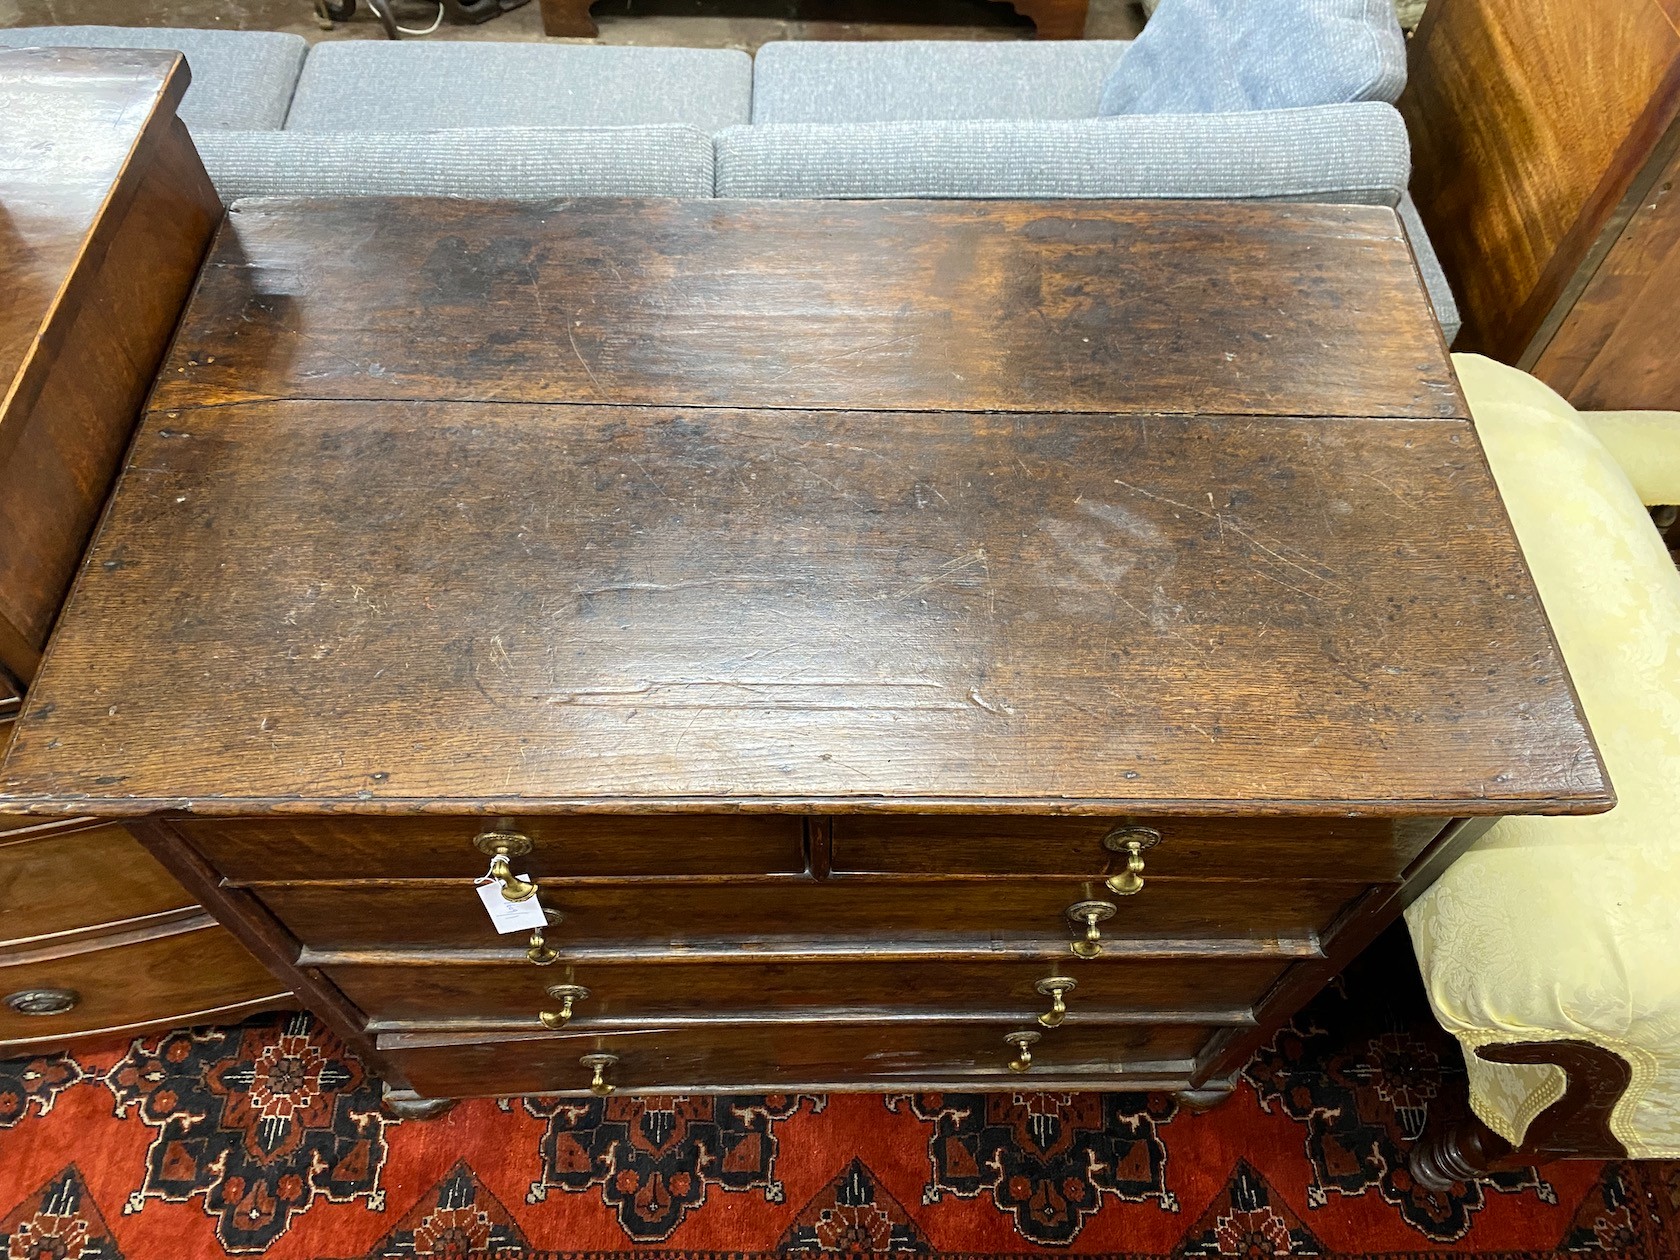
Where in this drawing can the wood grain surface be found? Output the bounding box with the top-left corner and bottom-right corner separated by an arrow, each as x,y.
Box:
0,48 -> 221,679
0,823 -> 195,948
383,1019 -> 1213,1098
1401,0 -> 1680,360
330,955 -> 1283,1029
1531,126 -> 1680,408
147,198 -> 1462,419
251,876 -> 1360,952
1,401 -> 1604,815
0,921 -> 290,1052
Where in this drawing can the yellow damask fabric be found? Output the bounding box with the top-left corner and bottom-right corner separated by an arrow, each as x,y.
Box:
1404,354 -> 1680,1158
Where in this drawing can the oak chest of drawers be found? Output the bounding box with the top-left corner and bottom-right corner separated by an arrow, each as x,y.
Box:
0,195 -> 1610,1108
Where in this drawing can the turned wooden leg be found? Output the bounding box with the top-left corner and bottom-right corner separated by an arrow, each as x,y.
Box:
540,0 -> 598,37
1409,1040 -> 1631,1192
1007,0 -> 1089,39
382,1083 -> 458,1120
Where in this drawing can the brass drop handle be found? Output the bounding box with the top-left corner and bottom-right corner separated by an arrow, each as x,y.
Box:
1102,826 -> 1162,897
580,1052 -> 618,1096
540,984 -> 591,1029
527,929 -> 558,966
473,828 -> 538,902
1066,899 -> 1116,959
525,907 -> 563,966
1005,1031 -> 1041,1073
1035,976 -> 1077,1028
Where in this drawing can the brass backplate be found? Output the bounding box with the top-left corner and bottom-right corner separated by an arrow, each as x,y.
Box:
1100,825 -> 1162,853
473,829 -> 533,858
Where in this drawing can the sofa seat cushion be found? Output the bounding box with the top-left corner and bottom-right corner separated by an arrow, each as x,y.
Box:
1404,355 -> 1680,1160
715,102 -> 1408,203
1099,0 -> 1406,115
193,127 -> 715,201
750,39 -> 1131,123
0,25 -> 305,130
285,42 -> 751,134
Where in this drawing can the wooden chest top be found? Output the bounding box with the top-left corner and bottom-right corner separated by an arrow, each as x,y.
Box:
0,198 -> 1609,818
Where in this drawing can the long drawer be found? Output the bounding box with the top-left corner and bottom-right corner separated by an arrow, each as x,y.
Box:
260,876 -> 1359,952
177,816 -> 807,881
0,923 -> 289,1049
1,822 -> 196,947
381,1020 -> 1216,1098
832,816 -> 1445,882
179,815 -> 1443,887
331,955 -> 1288,1029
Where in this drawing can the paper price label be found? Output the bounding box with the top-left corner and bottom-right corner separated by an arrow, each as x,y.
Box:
475,878 -> 549,933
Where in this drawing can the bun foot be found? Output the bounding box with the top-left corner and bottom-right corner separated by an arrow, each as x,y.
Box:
382,1085 -> 457,1120
1174,1084 -> 1236,1113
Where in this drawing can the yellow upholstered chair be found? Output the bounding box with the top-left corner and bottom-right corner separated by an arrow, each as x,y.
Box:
1405,354 -> 1680,1185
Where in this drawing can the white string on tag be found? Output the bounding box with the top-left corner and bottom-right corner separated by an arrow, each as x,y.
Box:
474,859 -> 549,934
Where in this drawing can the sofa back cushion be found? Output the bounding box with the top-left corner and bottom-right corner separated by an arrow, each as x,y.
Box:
286,43 -> 751,135
1098,0 -> 1406,116
751,40 -> 1134,123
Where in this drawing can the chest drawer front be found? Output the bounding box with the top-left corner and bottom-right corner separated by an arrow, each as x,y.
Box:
383,1020 -> 1214,1098
178,816 -> 807,882
1,823 -> 195,947
0,924 -> 288,1050
258,877 -> 1359,953
831,816 -> 1444,882
332,955 -> 1287,1029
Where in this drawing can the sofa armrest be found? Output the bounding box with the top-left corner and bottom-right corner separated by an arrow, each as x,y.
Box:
1580,411 -> 1680,506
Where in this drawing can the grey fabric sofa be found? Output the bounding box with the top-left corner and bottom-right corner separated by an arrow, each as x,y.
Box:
0,24 -> 1458,339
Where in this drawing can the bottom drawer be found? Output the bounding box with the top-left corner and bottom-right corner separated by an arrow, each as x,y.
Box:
381,1021 -> 1216,1098
0,924 -> 290,1049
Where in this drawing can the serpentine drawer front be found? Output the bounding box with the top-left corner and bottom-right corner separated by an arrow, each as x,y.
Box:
0,924 -> 289,1049
0,198 -> 1612,1106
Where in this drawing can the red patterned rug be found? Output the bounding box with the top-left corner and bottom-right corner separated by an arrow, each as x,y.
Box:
3,931 -> 1676,1259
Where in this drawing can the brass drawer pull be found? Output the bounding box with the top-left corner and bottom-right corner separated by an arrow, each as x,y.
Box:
1066,899 -> 1116,958
580,1052 -> 618,1096
1102,825 -> 1161,896
526,907 -> 563,966
1005,1030 -> 1041,1073
5,988 -> 78,1017
1034,976 -> 1076,1028
474,828 -> 538,902
540,984 -> 591,1029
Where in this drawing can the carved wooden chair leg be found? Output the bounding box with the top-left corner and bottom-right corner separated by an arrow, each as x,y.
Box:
1006,0 -> 1089,39
1410,1040 -> 1631,1191
539,0 -> 598,37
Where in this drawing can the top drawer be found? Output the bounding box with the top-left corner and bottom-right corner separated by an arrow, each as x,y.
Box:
2,822 -> 196,947
831,816 -> 1445,883
177,816 -> 807,883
